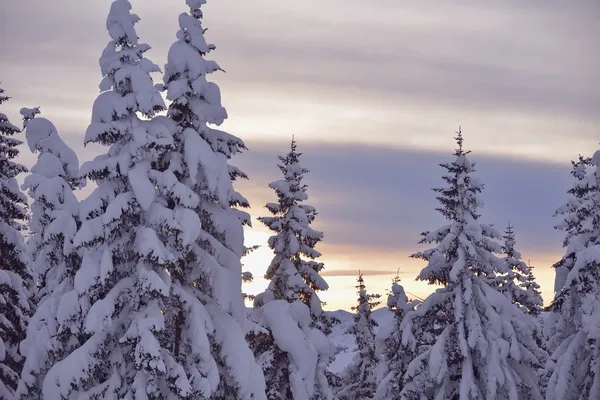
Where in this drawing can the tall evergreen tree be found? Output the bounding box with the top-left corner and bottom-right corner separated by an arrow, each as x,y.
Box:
374,274 -> 415,399
161,1 -> 266,398
499,223 -> 543,315
254,138 -> 328,316
337,272 -> 381,400
546,149 -> 600,400
16,110 -> 86,399
250,139 -> 334,400
399,130 -> 546,400
0,86 -> 31,399
41,2 -> 210,397
545,155 -> 593,349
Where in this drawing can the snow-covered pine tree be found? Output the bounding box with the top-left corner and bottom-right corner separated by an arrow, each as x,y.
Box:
249,138 -> 334,400
254,138 -> 329,320
499,223 -> 543,315
545,149 -> 600,400
242,245 -> 260,303
552,155 -> 592,296
498,224 -> 547,388
522,261 -> 543,316
374,273 -> 416,400
40,2 -> 217,398
16,109 -> 86,399
337,272 -> 381,400
161,1 -> 266,398
399,129 -> 546,400
544,155 -> 593,349
0,86 -> 31,399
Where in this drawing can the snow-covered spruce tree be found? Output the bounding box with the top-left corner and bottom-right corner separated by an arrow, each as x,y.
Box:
552,155 -> 593,296
399,130 -> 546,400
161,1 -> 266,399
544,155 -> 592,348
0,86 -> 32,399
374,274 -> 416,400
498,223 -> 547,386
249,138 -> 334,400
545,149 -> 600,400
16,109 -> 86,399
40,2 -> 215,398
242,245 -> 260,303
545,155 -> 594,347
254,138 -> 329,321
522,261 -> 543,316
337,272 -> 381,400
499,223 -> 543,315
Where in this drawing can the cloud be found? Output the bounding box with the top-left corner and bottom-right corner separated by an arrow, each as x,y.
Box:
236,139 -> 574,253
233,139 -> 576,305
2,0 -> 595,308
1,0 -> 597,163
320,269 -> 398,278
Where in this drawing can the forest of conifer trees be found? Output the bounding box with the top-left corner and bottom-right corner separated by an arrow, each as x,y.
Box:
0,1 -> 598,399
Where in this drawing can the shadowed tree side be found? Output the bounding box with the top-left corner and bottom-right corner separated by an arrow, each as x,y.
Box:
0,85 -> 31,400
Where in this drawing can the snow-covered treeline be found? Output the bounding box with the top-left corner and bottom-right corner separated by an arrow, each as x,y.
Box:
0,1 -> 598,400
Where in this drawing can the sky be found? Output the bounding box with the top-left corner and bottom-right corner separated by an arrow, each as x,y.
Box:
1,0 -> 598,310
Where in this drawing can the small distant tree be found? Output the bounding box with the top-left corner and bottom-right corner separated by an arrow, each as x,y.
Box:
242,244 -> 260,302
522,261 -> 543,316
499,223 -> 543,315
337,272 -> 381,400
16,109 -> 86,399
374,273 -> 415,399
0,85 -> 31,399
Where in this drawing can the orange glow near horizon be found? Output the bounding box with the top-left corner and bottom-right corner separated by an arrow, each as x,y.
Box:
243,220 -> 561,311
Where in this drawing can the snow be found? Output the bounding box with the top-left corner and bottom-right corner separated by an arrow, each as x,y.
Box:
0,87 -> 34,399
328,308 -> 393,372
254,301 -> 321,400
7,1 -> 592,399
545,149 -> 600,399
396,133 -> 548,399
183,127 -> 232,205
128,163 -> 155,211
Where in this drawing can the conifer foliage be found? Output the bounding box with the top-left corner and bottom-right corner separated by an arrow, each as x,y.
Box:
16,109 -> 86,399
250,139 -> 334,400
161,0 -> 265,398
337,272 -> 380,400
374,274 -> 415,399
522,262 -> 543,316
41,1 -> 196,397
552,155 -> 593,296
0,86 -> 31,399
500,223 -> 543,315
399,130 -> 546,399
546,149 -> 600,400
254,138 -> 329,316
